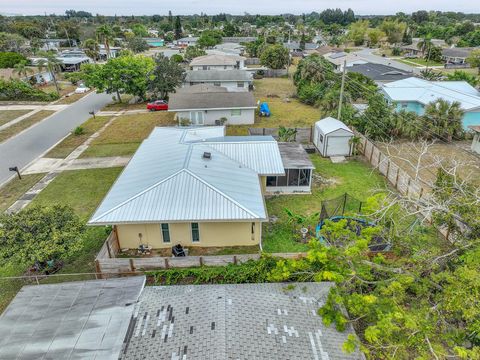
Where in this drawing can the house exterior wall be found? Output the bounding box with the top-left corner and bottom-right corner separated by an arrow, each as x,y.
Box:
191,65 -> 237,71
175,108 -> 255,125
116,221 -> 261,248
463,112 -> 480,130
183,80 -> 250,92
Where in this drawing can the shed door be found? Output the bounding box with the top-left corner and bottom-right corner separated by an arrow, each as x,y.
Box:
326,136 -> 351,156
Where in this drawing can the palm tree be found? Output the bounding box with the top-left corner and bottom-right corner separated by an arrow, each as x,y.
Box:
37,52 -> 62,94
83,38 -> 100,63
96,25 -> 114,59
13,61 -> 33,79
416,37 -> 432,56
424,99 -> 464,143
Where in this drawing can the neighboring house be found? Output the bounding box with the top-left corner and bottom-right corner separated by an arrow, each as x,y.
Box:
283,41 -> 319,52
382,77 -> 480,130
0,278 -> 362,360
190,54 -> 246,71
401,38 -> 447,57
183,69 -> 253,92
222,36 -> 257,43
442,47 -> 477,64
143,38 -> 165,47
175,36 -> 199,47
0,68 -> 53,84
214,42 -> 245,55
40,38 -> 77,51
323,51 -> 367,71
168,84 -> 257,125
0,276 -> 145,360
346,62 -> 413,84
470,126 -> 480,154
266,142 -> 315,194
89,126 -> 285,249
313,117 -> 354,157
30,52 -> 91,72
98,45 -> 121,60
121,282 -> 363,359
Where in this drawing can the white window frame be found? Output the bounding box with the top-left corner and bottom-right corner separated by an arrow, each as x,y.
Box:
231,109 -> 241,116
190,111 -> 204,125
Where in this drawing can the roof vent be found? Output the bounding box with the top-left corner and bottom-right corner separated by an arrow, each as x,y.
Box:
202,152 -> 212,160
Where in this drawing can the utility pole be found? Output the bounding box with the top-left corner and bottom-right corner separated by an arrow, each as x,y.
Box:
337,60 -> 347,120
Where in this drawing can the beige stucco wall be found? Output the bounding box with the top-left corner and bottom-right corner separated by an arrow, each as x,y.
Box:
260,176 -> 267,194
116,221 -> 261,249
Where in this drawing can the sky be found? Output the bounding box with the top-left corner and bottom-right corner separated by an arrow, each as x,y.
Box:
1,0 -> 478,16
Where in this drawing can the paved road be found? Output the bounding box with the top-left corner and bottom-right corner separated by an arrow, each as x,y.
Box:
0,92 -> 112,186
354,48 -> 419,74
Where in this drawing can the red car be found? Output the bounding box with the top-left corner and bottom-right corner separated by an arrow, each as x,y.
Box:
147,100 -> 169,111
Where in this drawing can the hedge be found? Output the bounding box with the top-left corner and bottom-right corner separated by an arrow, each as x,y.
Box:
0,52 -> 27,69
0,79 -> 59,101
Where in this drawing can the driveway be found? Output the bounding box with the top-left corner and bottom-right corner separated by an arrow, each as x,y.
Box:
0,92 -> 112,186
353,48 -> 419,74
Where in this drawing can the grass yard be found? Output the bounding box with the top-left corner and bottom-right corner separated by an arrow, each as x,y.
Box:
262,155 -> 388,253
40,83 -> 76,97
54,90 -> 92,105
434,67 -> 479,76
377,141 -> 480,187
0,110 -> 55,143
80,112 -> 175,157
0,110 -> 31,126
45,116 -> 112,158
0,173 -> 46,212
397,58 -> 444,67
102,95 -> 148,111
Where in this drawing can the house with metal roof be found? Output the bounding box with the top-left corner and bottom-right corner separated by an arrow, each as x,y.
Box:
323,52 -> 367,71
190,54 -> 246,71
382,77 -> 480,130
89,126 -> 285,249
168,84 -> 257,125
183,69 -> 253,92
346,62 -> 413,84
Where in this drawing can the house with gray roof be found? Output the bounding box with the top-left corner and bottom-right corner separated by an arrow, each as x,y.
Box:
442,47 -> 477,64
120,282 -> 363,360
183,69 -> 253,92
168,84 -> 257,125
190,54 -> 246,71
346,62 -> 413,84
89,126 -> 285,249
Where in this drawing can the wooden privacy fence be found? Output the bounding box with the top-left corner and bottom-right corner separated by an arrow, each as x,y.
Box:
95,251 -> 304,275
249,127 -> 313,143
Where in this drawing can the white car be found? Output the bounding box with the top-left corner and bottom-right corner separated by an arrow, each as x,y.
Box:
75,84 -> 90,94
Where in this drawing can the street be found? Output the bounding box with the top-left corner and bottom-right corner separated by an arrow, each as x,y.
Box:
0,92 -> 112,186
353,48 -> 419,74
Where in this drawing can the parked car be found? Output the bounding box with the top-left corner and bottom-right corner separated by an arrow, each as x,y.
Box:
75,84 -> 90,94
147,100 -> 169,111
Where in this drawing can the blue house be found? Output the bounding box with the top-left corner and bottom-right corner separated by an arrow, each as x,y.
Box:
143,38 -> 165,47
381,77 -> 480,130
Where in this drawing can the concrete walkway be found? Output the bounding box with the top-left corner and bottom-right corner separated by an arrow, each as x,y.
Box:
96,109 -> 149,117
0,104 -> 69,111
23,156 -> 131,174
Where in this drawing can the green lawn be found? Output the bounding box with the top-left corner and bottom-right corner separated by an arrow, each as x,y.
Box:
45,116 -> 112,158
0,110 -> 55,143
0,110 -> 31,126
80,112 -> 175,158
262,155 -> 388,253
398,58 -> 444,67
0,173 -> 46,212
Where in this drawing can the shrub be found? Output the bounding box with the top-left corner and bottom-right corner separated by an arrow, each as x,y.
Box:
0,79 -> 59,101
0,52 -> 27,68
64,71 -> 84,85
170,54 -> 184,63
73,126 -> 85,135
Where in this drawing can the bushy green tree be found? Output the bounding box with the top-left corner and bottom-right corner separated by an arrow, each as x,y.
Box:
0,52 -> 27,68
127,37 -> 149,53
466,49 -> 480,74
184,45 -> 206,60
446,70 -> 479,87
147,53 -> 185,99
197,29 -> 223,48
349,20 -> 369,46
260,44 -> 289,69
424,99 -> 464,142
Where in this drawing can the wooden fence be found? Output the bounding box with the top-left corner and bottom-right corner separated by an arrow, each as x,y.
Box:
249,127 -> 313,143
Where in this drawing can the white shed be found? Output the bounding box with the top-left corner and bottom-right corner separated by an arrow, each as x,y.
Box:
313,117 -> 354,157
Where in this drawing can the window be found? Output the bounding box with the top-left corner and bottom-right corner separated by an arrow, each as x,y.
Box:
191,223 -> 200,242
190,82 -> 194,86
318,134 -> 324,143
299,169 -> 311,186
224,65 -> 227,69
202,65 -> 208,70
237,82 -> 244,88
266,176 -> 277,186
213,81 -> 221,86
251,222 -> 255,240
161,224 -> 170,243
190,111 -> 204,125
401,103 -> 408,109
231,109 -> 241,116
276,174 -> 287,186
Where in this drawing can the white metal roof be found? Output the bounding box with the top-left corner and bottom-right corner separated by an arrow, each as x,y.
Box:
89,127 -> 284,225
315,117 -> 354,135
382,77 -> 480,111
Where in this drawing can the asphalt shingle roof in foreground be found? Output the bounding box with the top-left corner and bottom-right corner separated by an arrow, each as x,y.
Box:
120,283 -> 363,360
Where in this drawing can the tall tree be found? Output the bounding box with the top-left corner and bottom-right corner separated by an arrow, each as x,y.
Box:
148,53 -> 185,99
174,16 -> 182,40
260,44 -> 289,70
13,60 -> 33,79
424,99 -> 464,143
37,52 -> 62,94
466,49 -> 480,75
96,24 -> 114,59
83,38 -> 100,64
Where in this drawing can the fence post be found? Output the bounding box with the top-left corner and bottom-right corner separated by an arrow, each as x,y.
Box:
406,177 -> 411,197
386,160 -> 391,181
95,259 -> 102,279
199,257 -> 204,266
369,144 -> 374,163
106,242 -> 112,258
129,259 -> 136,272
233,255 -> 238,265
363,137 -> 367,154
164,258 -> 169,269
395,168 -> 400,189
377,152 -> 382,168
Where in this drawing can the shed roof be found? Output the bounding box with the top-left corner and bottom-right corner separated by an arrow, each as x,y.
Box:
382,77 -> 480,111
119,283 -> 363,360
278,142 -> 315,169
185,69 -> 252,82
315,117 -> 354,135
168,85 -> 256,110
89,127 -> 284,225
0,277 -> 145,360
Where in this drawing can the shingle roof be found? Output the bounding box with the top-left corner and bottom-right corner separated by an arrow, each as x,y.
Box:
119,283 -> 363,360
89,127 -> 284,224
382,77 -> 480,111
185,69 -> 252,82
190,54 -> 245,66
0,277 -> 145,360
315,117 -> 354,135
168,85 -> 256,110
347,63 -> 412,82
442,47 -> 476,58
278,142 -> 315,169
284,42 -> 319,50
